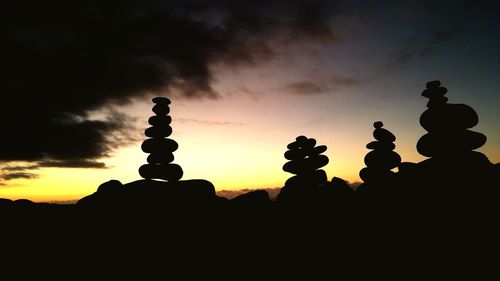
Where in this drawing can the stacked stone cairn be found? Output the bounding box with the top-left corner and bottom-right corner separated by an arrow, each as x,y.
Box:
417,80 -> 486,158
277,136 -> 329,200
139,97 -> 183,181
359,121 -> 401,184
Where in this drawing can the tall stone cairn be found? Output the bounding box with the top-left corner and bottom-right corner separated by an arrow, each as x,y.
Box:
139,97 -> 183,181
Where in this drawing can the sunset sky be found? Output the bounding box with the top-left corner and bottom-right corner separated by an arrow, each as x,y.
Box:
1,0 -> 499,201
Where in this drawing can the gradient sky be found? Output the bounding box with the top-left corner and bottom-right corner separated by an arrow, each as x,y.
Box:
1,0 -> 499,201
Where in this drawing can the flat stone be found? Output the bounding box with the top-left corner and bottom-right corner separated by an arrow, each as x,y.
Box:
139,163 -> 183,181
145,125 -> 172,138
421,87 -> 447,99
364,150 -> 401,170
417,130 -> 487,157
148,115 -> 172,126
141,138 -> 178,153
373,128 -> 396,142
152,97 -> 171,104
147,152 -> 174,164
366,141 -> 395,151
426,80 -> 441,89
283,154 -> 329,174
420,103 -> 478,132
310,145 -> 327,156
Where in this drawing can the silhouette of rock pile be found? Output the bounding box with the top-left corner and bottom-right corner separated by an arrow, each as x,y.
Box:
139,97 -> 183,181
277,136 -> 329,201
359,121 -> 401,184
417,80 -> 487,158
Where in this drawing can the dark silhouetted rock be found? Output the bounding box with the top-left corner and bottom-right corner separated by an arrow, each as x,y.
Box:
278,136 -> 329,202
231,190 -> 271,209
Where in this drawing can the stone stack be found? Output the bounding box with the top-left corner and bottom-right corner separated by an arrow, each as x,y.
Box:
359,121 -> 401,183
139,97 -> 183,181
417,80 -> 486,158
277,136 -> 329,201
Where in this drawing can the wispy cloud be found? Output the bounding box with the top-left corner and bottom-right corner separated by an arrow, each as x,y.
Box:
175,118 -> 247,126
281,74 -> 361,96
1,172 -> 39,181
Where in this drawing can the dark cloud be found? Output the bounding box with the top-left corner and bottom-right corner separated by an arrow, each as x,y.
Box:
175,118 -> 247,126
1,0 -> 340,170
38,160 -> 106,168
385,27 -> 463,69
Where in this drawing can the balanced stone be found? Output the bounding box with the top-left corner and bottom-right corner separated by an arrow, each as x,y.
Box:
373,127 -> 396,143
364,150 -> 401,170
145,126 -> 173,138
148,115 -> 172,126
285,170 -> 328,187
139,163 -> 183,181
420,103 -> 478,132
152,97 -> 171,104
283,154 -> 329,174
417,130 -> 487,157
426,80 -> 441,88
366,141 -> 396,151
152,103 -> 170,115
141,138 -> 179,153
147,153 -> 174,164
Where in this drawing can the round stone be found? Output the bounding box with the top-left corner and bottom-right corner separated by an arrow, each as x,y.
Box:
373,128 -> 396,143
417,130 -> 487,157
420,103 -> 478,132
147,153 -> 174,164
374,121 -> 383,129
145,125 -> 172,138
366,141 -> 395,151
364,150 -> 401,170
148,115 -> 172,126
141,138 -> 178,153
152,103 -> 170,115
139,163 -> 183,181
152,97 -> 171,104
